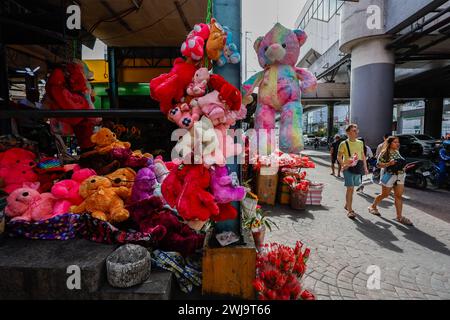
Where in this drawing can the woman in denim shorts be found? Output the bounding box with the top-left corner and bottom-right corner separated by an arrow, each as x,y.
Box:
368,136 -> 413,225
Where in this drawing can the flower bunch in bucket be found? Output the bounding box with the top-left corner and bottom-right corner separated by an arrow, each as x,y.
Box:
243,205 -> 278,249
253,241 -> 315,300
283,172 -> 310,194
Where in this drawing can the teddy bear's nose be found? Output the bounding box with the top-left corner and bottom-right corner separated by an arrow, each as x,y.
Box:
22,192 -> 29,197
114,178 -> 122,184
90,179 -> 96,183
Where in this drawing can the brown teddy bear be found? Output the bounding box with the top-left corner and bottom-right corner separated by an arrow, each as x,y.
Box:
106,168 -> 136,201
91,128 -> 131,155
70,175 -> 130,223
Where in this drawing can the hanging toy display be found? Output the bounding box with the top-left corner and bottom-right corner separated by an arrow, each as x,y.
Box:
242,23 -> 317,154
149,16 -> 246,229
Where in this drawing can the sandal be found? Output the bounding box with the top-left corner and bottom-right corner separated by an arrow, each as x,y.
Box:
347,211 -> 357,219
368,206 -> 381,216
396,216 -> 413,226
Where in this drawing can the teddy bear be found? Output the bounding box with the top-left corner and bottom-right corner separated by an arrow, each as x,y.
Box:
216,26 -> 241,67
5,185 -> 56,222
51,165 -> 96,216
208,74 -> 242,111
191,91 -> 227,127
106,168 -> 136,201
128,195 -> 205,256
130,163 -> 158,204
186,67 -> 210,97
242,23 -> 317,154
150,57 -> 197,114
111,147 -> 152,170
91,127 -> 131,155
78,149 -> 121,176
167,102 -> 202,129
209,165 -> 246,203
0,148 -> 39,194
161,164 -> 219,222
43,61 -> 100,150
70,175 -> 130,223
206,18 -> 227,61
181,23 -> 210,61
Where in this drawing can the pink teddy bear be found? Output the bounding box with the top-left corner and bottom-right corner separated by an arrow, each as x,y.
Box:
191,90 -> 227,126
167,102 -> 202,129
186,67 -> 210,97
181,23 -> 210,61
209,166 -> 246,203
51,165 -> 96,216
5,184 -> 56,222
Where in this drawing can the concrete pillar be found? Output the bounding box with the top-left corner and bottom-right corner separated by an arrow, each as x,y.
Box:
213,0 -> 241,235
339,0 -> 394,147
349,38 -> 395,147
424,98 -> 443,138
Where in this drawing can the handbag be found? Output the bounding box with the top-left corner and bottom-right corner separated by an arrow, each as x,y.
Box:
345,141 -> 365,175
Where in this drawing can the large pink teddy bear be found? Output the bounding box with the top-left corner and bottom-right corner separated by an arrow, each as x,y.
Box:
186,67 -> 210,97
209,166 -> 246,203
5,185 -> 56,222
167,102 -> 202,129
242,23 -> 317,154
51,165 -> 96,216
181,23 -> 210,61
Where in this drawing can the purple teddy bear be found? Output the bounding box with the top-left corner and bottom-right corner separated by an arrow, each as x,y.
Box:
209,165 -> 246,203
130,164 -> 158,204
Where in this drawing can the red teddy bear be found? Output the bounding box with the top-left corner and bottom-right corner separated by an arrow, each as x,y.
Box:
128,195 -> 205,257
150,58 -> 197,114
161,164 -> 219,222
0,148 -> 38,194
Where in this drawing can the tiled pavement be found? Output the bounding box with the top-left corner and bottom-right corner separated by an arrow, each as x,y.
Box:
265,150 -> 450,300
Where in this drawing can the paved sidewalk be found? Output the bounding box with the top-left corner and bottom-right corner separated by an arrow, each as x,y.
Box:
265,150 -> 450,300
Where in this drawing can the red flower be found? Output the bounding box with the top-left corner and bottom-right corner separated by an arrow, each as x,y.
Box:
301,289 -> 316,300
253,279 -> 265,292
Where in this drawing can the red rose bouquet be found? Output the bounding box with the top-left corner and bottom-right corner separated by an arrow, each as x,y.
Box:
253,241 -> 315,300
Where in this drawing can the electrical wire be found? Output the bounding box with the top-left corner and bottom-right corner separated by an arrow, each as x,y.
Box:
88,0 -> 143,34
98,0 -> 190,42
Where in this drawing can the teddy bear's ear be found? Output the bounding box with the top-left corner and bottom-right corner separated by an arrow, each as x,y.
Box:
23,181 -> 40,190
91,132 -> 98,144
125,168 -> 136,177
293,29 -> 307,47
253,36 -> 264,53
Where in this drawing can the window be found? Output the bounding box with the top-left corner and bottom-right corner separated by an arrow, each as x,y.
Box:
323,0 -> 330,21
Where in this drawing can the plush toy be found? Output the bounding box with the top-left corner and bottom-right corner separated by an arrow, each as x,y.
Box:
130,164 -> 157,204
217,26 -> 241,67
191,91 -> 226,126
181,23 -> 210,61
78,149 -> 121,176
106,168 -> 136,202
161,164 -> 219,222
153,157 -> 176,183
167,102 -> 202,129
111,147 -> 152,169
5,185 -> 56,222
0,148 -> 38,194
43,61 -> 100,150
186,67 -> 210,97
209,74 -> 242,111
91,127 -> 131,155
128,195 -> 205,256
206,18 -> 227,61
242,23 -> 317,154
51,166 -> 96,216
150,57 -> 197,114
209,166 -> 246,203
71,176 -> 130,223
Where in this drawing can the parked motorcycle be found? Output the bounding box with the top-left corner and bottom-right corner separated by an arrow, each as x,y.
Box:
404,159 -> 440,189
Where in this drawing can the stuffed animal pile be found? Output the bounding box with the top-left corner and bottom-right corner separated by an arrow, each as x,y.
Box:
242,23 -> 317,154
149,18 -> 246,229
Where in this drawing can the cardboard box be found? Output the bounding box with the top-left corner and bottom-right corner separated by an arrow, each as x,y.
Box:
256,166 -> 279,205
